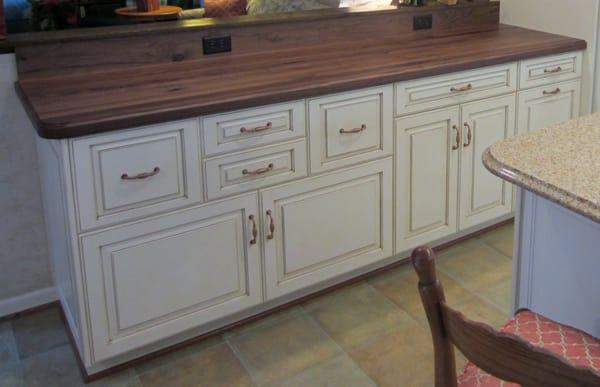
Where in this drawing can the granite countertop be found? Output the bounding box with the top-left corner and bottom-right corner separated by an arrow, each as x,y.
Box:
483,113 -> 600,223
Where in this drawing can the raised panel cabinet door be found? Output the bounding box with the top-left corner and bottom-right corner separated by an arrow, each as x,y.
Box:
81,193 -> 262,361
261,158 -> 393,300
517,80 -> 581,135
395,107 -> 460,254
459,94 -> 516,230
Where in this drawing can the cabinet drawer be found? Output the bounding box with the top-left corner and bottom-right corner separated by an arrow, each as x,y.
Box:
202,101 -> 306,156
396,63 -> 517,116
204,140 -> 308,200
261,158 -> 393,299
519,51 -> 582,90
308,86 -> 393,173
517,80 -> 581,135
72,120 -> 202,231
81,193 -> 262,361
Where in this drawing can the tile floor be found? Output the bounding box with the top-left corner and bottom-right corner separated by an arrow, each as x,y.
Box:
0,223 -> 514,387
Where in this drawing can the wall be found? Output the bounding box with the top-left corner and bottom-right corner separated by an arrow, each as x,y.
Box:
498,0 -> 600,114
0,53 -> 56,317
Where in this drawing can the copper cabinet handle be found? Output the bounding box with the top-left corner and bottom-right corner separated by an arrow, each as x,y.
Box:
452,125 -> 461,150
121,167 -> 160,180
248,215 -> 258,245
463,122 -> 472,148
242,163 -> 274,176
266,210 -> 275,240
240,122 -> 272,133
543,88 -> 561,96
544,66 -> 562,74
450,83 -> 472,93
339,124 -> 366,134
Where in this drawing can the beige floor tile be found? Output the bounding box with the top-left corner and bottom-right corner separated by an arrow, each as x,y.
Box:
0,321 -> 18,364
11,306 -> 68,359
303,282 -> 416,350
275,354 -> 376,387
228,312 -> 341,386
224,306 -> 303,339
478,278 -> 513,315
89,369 -> 141,387
138,342 -> 253,387
0,361 -> 24,387
348,324 -> 435,387
20,345 -> 85,387
453,296 -> 509,329
436,242 -> 511,293
477,223 -> 515,258
135,334 -> 223,375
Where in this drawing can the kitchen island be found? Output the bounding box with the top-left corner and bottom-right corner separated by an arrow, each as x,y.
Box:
484,113 -> 600,338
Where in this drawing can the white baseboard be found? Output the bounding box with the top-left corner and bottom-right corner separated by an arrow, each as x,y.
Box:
0,287 -> 58,318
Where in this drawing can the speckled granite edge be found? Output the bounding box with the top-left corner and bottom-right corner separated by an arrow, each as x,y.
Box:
483,149 -> 600,223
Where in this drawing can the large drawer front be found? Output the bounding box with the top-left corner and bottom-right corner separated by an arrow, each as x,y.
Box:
81,193 -> 262,362
261,158 -> 393,299
72,120 -> 202,231
308,86 -> 393,173
202,101 -> 306,156
519,51 -> 582,90
396,63 -> 517,116
204,140 -> 308,200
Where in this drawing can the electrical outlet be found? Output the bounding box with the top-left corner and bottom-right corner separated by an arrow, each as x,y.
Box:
413,14 -> 433,31
203,35 -> 232,55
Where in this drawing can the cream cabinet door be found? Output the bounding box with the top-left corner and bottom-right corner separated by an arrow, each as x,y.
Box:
459,94 -> 516,230
517,80 -> 581,135
81,193 -> 262,362
395,107 -> 460,254
261,159 -> 393,300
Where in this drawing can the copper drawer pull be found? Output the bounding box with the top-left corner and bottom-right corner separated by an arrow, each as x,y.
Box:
242,163 -> 274,176
240,122 -> 273,133
450,83 -> 472,93
452,125 -> 461,150
543,88 -> 561,96
463,122 -> 472,148
121,167 -> 160,180
340,124 -> 366,134
266,210 -> 275,240
544,66 -> 562,74
249,215 -> 258,245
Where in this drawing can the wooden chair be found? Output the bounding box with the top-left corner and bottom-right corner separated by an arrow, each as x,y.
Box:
411,246 -> 600,387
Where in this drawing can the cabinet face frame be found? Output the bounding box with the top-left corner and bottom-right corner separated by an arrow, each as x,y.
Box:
395,107 -> 460,254
260,159 -> 393,300
80,193 -> 262,362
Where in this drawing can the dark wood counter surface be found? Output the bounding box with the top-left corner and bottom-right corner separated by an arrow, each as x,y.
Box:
18,25 -> 586,139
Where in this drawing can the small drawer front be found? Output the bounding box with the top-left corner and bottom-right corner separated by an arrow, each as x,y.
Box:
204,140 -> 308,200
519,51 -> 582,90
202,101 -> 306,156
72,120 -> 202,231
396,63 -> 517,116
309,86 -> 393,174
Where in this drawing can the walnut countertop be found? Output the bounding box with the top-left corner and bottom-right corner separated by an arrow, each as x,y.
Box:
484,113 -> 600,223
17,25 -> 586,139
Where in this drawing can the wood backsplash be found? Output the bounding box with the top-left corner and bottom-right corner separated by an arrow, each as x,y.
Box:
15,1 -> 499,79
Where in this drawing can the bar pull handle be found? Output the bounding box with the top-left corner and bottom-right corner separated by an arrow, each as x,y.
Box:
463,122 -> 472,148
243,163 -> 274,176
240,122 -> 273,133
266,210 -> 275,240
452,125 -> 461,150
339,124 -> 367,134
121,167 -> 160,180
248,215 -> 258,245
544,66 -> 562,74
450,83 -> 472,93
543,88 -> 561,96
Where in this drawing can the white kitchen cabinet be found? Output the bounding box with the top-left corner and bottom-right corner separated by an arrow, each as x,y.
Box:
459,94 -> 516,229
80,193 -> 263,361
261,158 -> 393,299
395,107 -> 460,254
517,80 -> 581,135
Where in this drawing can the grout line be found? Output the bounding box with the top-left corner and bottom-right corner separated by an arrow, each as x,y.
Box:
224,336 -> 261,387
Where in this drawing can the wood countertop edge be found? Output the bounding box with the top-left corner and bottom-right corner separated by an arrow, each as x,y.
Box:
482,149 -> 600,224
20,35 -> 587,139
